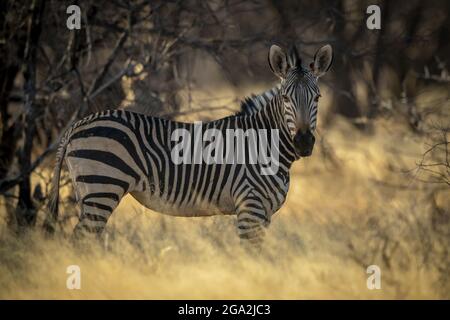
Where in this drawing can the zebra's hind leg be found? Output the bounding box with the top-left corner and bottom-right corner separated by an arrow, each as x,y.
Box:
73,191 -> 123,240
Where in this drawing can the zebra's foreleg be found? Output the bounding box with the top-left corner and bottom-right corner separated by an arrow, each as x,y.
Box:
236,196 -> 270,252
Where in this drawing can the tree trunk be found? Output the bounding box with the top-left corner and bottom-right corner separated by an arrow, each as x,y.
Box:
0,0 -> 24,181
15,0 -> 45,228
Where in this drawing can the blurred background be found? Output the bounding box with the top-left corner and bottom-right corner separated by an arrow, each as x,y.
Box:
0,0 -> 449,299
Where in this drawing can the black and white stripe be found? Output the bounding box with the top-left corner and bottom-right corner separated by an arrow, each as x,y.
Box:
44,44 -> 332,249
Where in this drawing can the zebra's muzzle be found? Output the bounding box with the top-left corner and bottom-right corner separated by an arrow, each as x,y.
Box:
294,130 -> 315,157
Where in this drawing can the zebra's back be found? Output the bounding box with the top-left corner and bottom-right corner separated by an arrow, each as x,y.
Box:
64,109 -> 243,219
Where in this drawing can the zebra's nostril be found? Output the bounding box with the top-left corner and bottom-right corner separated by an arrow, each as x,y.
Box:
294,130 -> 315,153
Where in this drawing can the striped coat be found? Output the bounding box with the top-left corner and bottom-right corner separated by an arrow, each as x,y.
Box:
44,44 -> 333,249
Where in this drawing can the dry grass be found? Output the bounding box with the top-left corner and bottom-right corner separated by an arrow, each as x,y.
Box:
0,88 -> 449,300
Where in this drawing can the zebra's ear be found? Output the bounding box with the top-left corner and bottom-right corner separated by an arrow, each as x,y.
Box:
311,44 -> 333,78
268,45 -> 288,79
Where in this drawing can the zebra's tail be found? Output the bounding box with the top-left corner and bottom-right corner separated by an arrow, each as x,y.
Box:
43,128 -> 72,235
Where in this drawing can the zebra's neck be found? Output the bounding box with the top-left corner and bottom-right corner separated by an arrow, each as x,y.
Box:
239,85 -> 281,116
238,85 -> 298,171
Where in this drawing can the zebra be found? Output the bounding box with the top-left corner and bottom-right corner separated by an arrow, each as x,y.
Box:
44,44 -> 333,249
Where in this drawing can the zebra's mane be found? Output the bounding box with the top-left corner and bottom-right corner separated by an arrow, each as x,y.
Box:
237,85 -> 280,116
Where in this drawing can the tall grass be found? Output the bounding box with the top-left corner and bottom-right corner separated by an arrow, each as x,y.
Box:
0,89 -> 448,299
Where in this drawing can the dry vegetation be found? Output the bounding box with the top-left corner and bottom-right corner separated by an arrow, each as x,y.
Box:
0,0 -> 449,299
1,86 -> 449,299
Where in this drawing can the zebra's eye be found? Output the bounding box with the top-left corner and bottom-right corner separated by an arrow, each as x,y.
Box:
282,95 -> 290,103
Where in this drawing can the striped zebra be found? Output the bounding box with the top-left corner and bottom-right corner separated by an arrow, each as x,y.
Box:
44,44 -> 333,249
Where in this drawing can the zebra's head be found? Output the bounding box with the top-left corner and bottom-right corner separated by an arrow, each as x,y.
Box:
268,44 -> 333,157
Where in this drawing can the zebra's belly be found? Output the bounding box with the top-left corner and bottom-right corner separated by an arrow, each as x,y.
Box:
129,191 -> 235,217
